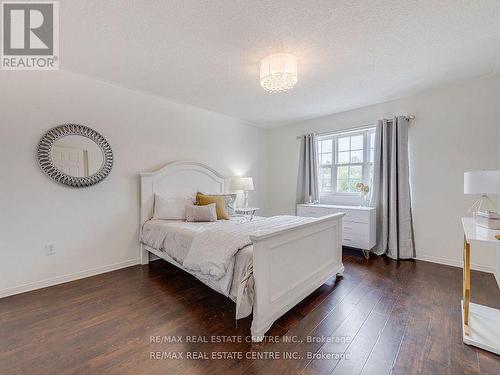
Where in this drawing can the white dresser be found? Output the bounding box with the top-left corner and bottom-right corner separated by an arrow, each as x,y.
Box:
297,204 -> 376,252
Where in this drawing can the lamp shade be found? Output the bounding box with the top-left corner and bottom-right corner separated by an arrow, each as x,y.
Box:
464,170 -> 500,194
231,177 -> 254,191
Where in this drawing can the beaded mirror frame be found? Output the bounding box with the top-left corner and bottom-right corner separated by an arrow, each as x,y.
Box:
37,124 -> 113,187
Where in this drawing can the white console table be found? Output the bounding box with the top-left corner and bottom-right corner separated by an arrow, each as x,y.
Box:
297,204 -> 376,257
461,217 -> 500,354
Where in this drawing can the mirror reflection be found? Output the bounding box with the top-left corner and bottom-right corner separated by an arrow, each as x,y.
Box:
51,135 -> 104,177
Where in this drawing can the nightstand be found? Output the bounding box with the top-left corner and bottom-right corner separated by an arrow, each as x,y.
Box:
235,207 -> 259,220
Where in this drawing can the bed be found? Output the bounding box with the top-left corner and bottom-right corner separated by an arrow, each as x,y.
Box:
139,161 -> 344,342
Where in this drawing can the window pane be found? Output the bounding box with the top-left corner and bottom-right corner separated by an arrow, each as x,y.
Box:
337,179 -> 359,193
336,179 -> 349,193
320,153 -> 332,165
336,166 -> 363,193
337,151 -> 349,164
321,184 -> 331,193
319,165 -> 331,193
320,166 -> 331,179
320,164 -> 330,173
350,150 -> 363,163
337,166 -> 349,179
351,135 -> 363,150
321,178 -> 331,191
320,139 -> 332,153
338,137 -> 350,151
349,165 -> 362,180
345,179 -> 358,192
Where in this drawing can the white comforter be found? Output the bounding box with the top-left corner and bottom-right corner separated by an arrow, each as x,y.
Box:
183,215 -> 317,283
141,215 -> 317,319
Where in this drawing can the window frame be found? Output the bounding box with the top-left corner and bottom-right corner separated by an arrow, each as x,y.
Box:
317,127 -> 375,197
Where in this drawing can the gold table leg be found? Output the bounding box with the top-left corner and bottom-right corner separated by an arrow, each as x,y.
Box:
463,235 -> 471,334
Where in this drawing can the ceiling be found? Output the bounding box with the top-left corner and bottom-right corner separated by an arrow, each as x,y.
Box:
61,0 -> 500,127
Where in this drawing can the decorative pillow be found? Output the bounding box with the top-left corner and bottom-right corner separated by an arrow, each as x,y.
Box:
220,193 -> 237,216
199,193 -> 237,216
196,192 -> 229,220
185,203 -> 217,222
153,195 -> 193,220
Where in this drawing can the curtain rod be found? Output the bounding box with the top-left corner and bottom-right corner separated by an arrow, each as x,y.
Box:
296,115 -> 415,139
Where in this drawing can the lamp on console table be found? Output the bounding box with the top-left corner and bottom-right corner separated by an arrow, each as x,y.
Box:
464,170 -> 500,227
231,177 -> 254,208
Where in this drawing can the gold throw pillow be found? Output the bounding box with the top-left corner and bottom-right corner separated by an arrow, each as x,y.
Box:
196,192 -> 229,220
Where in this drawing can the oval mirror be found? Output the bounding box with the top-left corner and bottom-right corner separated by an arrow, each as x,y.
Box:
37,124 -> 113,187
51,135 -> 104,177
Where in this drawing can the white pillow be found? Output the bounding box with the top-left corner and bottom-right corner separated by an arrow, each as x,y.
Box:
153,195 -> 192,220
185,203 -> 217,222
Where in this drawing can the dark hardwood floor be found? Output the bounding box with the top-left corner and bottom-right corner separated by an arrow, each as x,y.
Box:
1,249 -> 499,374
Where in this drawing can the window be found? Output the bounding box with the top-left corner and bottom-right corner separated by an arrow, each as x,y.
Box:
318,128 -> 375,194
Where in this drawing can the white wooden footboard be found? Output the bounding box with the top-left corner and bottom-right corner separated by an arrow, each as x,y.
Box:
249,213 -> 344,342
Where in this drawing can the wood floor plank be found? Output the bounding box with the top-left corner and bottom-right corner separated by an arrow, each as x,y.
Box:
330,290 -> 402,374
1,252 -> 499,375
477,350 -> 500,375
241,264 -> 381,374
358,261 -> 418,375
301,271 -> 400,375
300,287 -> 386,374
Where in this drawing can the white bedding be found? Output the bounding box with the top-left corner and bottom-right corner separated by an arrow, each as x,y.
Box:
141,215 -> 318,319
141,216 -> 255,318
183,215 -> 317,285
141,219 -> 209,264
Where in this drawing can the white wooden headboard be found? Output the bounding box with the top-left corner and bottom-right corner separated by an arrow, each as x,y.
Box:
140,161 -> 226,230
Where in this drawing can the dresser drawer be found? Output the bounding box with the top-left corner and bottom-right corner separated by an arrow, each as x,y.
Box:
296,206 -> 332,217
333,209 -> 369,224
342,231 -> 370,249
342,221 -> 369,235
297,205 -> 369,223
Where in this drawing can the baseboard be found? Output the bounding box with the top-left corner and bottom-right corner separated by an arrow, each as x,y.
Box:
0,259 -> 139,299
416,254 -> 496,274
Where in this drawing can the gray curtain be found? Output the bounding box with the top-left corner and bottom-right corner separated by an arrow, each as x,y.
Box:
296,133 -> 320,204
370,117 -> 415,259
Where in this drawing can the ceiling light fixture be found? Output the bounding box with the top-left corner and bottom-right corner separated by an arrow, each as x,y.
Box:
260,53 -> 298,93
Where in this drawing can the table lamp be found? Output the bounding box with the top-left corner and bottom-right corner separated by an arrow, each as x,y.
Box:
464,170 -> 500,214
231,177 -> 254,208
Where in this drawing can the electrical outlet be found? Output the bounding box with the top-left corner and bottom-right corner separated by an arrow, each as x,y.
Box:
45,243 -> 56,256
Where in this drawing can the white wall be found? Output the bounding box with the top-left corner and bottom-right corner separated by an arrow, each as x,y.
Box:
267,74 -> 500,272
0,70 -> 268,296
497,130 -> 500,287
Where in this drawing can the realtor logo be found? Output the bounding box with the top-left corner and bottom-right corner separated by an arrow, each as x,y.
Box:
1,1 -> 59,70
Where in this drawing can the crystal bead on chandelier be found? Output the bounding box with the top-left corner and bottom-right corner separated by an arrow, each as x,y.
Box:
260,53 -> 298,93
